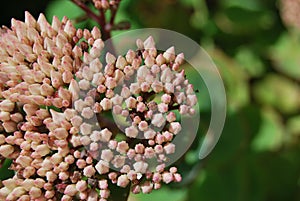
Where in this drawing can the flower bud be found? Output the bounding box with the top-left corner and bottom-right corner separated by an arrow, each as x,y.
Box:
117,175 -> 130,188
95,160 -> 109,174
125,126 -> 138,138
29,186 -> 42,199
64,184 -> 77,196
0,144 -> 14,157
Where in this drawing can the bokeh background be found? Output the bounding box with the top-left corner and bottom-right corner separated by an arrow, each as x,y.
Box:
1,0 -> 300,200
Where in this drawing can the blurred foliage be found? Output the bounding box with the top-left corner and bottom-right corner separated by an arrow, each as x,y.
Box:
1,0 -> 300,200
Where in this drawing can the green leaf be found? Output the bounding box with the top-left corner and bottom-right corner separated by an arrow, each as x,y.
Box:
208,48 -> 250,112
286,115 -> 300,137
235,48 -> 265,77
269,32 -> 300,80
251,107 -> 284,152
253,74 -> 300,114
0,159 -> 14,180
205,105 -> 262,168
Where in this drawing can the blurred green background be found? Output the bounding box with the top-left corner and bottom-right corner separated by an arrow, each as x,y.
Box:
1,0 -> 300,200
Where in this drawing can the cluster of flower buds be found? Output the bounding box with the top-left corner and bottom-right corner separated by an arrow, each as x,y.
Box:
0,11 -> 198,201
92,0 -> 120,10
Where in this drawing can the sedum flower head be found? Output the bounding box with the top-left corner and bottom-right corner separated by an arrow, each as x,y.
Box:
0,11 -> 197,201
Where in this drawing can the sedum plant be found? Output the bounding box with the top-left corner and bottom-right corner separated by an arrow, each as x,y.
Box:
0,0 -> 199,201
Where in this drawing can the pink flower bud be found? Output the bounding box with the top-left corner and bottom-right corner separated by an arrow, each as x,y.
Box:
132,185 -> 141,194
187,94 -> 197,106
95,160 -> 109,174
59,172 -> 69,181
90,131 -> 101,142
0,100 -> 14,112
0,135 -> 5,145
78,79 -> 90,90
76,180 -> 87,192
162,172 -> 173,184
112,105 -> 122,115
46,171 -> 57,182
120,86 -> 130,98
6,187 -> 26,200
179,105 -> 189,115
144,129 -> 156,139
143,36 -> 155,49
99,179 -> 108,190
116,141 -> 129,154
140,82 -> 151,92
76,159 -> 87,169
79,136 -> 90,146
81,107 -> 94,119
40,83 -> 54,96
158,103 -> 168,113
105,52 -> 116,64
61,195 -> 72,201
164,143 -> 176,154
133,161 -> 148,174
100,128 -> 112,142
125,49 -> 136,64
64,184 -> 77,196
16,155 -> 32,167
161,68 -> 174,83
0,144 -> 14,157
144,147 -> 156,159
117,175 -> 130,188
100,189 -> 110,199
100,98 -> 112,111
136,102 -> 146,113
105,77 -> 117,89
51,153 -> 63,165
154,183 -> 161,190
141,181 -> 153,194
67,80 -> 79,102
144,55 -> 155,67
89,142 -> 99,152
116,55 -> 127,70
173,173 -> 182,182
151,80 -> 163,93
125,125 -> 138,138
53,127 -> 69,140
10,112 -> 24,123
126,149 -> 136,159
155,133 -> 165,145
138,121 -> 148,131
62,71 -> 73,84
163,46 -> 175,62
151,113 -> 165,127
166,112 -> 176,122
111,94 -> 123,106
129,83 -> 140,95
29,187 -> 42,199
169,122 -> 182,135
83,165 -> 96,177
44,190 -> 55,199
80,123 -> 92,135
175,53 -> 185,65
152,173 -> 162,183
111,155 -> 126,168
